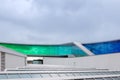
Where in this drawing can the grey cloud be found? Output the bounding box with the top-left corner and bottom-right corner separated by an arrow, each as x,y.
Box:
0,0 -> 120,44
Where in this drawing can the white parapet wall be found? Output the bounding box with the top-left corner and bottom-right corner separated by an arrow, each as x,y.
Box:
5,53 -> 26,69
43,53 -> 120,71
0,46 -> 27,71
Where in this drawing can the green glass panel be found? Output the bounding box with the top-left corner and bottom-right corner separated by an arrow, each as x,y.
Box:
0,43 -> 88,57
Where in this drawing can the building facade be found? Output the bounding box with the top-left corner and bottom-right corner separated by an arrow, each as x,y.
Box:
0,46 -> 27,71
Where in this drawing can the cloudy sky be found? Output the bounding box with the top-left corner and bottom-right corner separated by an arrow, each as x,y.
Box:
0,0 -> 120,44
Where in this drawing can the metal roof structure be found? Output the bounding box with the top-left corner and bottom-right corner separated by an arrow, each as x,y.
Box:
0,70 -> 120,80
0,64 -> 119,80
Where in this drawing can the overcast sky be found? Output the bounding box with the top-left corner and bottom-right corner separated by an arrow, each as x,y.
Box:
0,0 -> 120,44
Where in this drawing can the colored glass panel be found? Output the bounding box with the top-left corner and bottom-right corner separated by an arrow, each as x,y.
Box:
83,40 -> 120,55
0,43 -> 87,57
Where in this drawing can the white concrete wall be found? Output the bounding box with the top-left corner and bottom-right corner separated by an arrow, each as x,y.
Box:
5,53 -> 26,69
43,53 -> 120,70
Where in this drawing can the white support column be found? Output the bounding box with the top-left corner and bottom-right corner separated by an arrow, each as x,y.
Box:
73,42 -> 94,56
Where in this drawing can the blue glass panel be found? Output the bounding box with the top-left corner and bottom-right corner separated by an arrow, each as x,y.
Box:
83,40 -> 120,55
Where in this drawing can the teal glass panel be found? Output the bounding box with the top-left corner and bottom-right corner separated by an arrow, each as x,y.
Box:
0,43 -> 87,57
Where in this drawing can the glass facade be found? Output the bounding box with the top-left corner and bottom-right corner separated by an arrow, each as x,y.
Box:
0,40 -> 120,57
0,43 -> 87,57
83,40 -> 120,55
